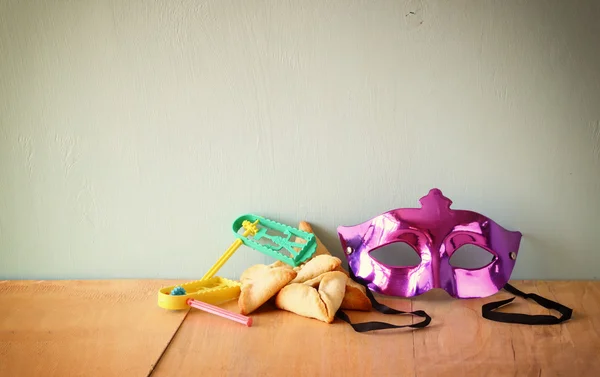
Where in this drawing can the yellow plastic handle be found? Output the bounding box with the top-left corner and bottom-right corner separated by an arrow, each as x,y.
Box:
201,220 -> 259,281
201,239 -> 244,280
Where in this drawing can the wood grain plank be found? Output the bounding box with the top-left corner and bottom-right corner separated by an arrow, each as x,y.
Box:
411,282 -> 536,377
538,281 -> 600,376
0,280 -> 188,377
151,296 -> 417,377
412,281 -> 597,377
2,280 -> 596,377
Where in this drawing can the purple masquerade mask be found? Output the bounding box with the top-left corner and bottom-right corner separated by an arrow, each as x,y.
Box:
337,188 -> 522,299
334,189 -> 572,333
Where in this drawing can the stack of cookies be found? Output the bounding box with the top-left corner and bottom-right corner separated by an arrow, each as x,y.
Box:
237,221 -> 371,323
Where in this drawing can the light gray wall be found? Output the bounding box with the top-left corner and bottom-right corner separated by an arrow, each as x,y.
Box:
1,0 -> 599,280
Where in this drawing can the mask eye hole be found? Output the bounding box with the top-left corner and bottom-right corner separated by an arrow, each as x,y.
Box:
369,242 -> 422,267
449,244 -> 495,269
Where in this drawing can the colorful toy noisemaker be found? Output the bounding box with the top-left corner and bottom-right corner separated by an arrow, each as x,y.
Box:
157,214 -> 317,314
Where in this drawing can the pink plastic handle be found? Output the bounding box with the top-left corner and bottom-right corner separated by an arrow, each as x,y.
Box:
186,299 -> 252,327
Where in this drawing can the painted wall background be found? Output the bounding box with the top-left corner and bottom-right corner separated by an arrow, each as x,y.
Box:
1,0 -> 599,280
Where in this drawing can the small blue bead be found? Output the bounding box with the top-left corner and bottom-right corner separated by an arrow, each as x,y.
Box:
170,286 -> 186,295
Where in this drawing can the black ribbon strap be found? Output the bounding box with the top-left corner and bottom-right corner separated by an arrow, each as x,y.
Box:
481,283 -> 573,325
335,268 -> 432,333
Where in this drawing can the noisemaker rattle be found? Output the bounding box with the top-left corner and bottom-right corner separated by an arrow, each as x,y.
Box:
157,214 -> 317,325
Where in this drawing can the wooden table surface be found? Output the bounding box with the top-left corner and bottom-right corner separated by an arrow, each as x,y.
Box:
1,280 -> 598,377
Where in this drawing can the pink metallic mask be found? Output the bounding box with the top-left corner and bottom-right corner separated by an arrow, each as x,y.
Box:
337,189 -> 522,299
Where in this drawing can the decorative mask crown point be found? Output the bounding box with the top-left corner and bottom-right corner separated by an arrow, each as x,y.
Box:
418,188 -> 453,211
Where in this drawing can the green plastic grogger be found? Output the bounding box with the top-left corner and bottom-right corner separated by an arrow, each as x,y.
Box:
232,214 -> 317,267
